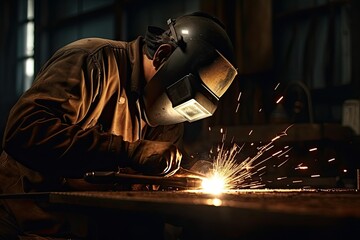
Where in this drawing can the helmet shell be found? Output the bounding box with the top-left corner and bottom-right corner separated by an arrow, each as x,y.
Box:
141,13 -> 236,126
173,13 -> 235,65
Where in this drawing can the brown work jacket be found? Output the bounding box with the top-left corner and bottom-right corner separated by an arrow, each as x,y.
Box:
0,37 -> 186,238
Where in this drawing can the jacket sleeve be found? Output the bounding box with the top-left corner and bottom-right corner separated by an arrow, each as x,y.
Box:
146,123 -> 195,169
2,47 -> 125,178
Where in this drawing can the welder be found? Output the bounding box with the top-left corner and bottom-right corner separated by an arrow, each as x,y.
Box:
0,11 -> 237,239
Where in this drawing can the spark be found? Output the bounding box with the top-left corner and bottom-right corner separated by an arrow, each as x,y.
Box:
200,126 -> 293,194
309,148 -> 317,152
264,144 -> 274,152
221,129 -> 227,143
251,153 -> 272,169
235,103 -> 240,113
277,159 -> 289,167
201,143 -> 245,194
272,150 -> 282,156
271,136 -> 280,142
278,147 -> 292,157
274,82 -> 280,90
237,92 -> 242,101
276,96 -> 283,104
256,166 -> 266,172
311,174 -> 320,178
259,108 -> 262,112
328,158 -> 335,162
248,130 -> 253,135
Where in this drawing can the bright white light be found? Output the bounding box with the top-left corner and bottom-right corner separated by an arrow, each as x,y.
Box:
27,0 -> 34,19
24,58 -> 34,90
25,58 -> 34,77
201,174 -> 225,195
26,22 -> 34,56
207,198 -> 222,207
181,29 -> 189,34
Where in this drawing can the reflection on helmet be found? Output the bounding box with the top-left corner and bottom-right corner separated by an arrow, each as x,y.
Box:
142,12 -> 238,127
198,50 -> 237,98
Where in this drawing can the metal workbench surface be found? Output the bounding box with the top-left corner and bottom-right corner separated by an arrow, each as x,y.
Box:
2,189 -> 359,239
47,189 -> 360,239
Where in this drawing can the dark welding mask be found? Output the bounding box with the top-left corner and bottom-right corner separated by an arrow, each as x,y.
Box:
141,12 -> 238,126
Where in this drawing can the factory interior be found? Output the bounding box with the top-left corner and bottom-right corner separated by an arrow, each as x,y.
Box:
1,0 -> 360,239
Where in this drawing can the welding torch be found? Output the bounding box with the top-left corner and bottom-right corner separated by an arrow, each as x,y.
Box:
84,167 -> 205,189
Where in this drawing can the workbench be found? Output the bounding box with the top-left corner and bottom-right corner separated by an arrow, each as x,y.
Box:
3,189 -> 359,239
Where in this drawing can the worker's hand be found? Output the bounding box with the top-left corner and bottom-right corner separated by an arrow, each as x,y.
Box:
125,140 -> 182,176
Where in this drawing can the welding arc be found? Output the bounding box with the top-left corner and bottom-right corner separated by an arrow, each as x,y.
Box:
84,171 -> 203,189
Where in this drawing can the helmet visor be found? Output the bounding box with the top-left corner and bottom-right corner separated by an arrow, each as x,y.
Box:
198,50 -> 237,98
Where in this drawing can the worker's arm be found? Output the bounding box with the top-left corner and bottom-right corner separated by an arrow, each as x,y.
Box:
2,46 -> 180,178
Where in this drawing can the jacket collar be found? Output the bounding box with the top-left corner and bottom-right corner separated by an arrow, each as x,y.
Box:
128,36 -> 146,98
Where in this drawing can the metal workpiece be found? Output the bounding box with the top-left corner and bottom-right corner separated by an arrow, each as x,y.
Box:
83,170 -> 204,189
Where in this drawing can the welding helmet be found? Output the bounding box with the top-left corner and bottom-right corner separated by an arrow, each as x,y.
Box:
141,12 -> 238,126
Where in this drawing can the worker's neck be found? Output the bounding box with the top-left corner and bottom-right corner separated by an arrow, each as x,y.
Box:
143,54 -> 156,83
